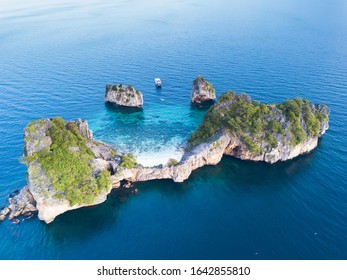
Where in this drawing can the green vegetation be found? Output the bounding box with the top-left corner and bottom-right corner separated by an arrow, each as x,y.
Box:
303,106 -> 320,136
189,91 -> 271,149
166,158 -> 179,167
264,132 -> 277,149
195,76 -> 214,91
120,153 -> 138,169
26,117 -> 111,206
242,136 -> 262,154
110,149 -> 117,157
267,120 -> 285,135
96,170 -> 112,192
315,111 -> 328,122
276,98 -> 323,145
26,121 -> 37,133
25,119 -> 43,133
188,92 -> 328,152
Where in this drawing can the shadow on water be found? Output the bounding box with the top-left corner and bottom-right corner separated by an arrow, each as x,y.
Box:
103,102 -> 145,127
135,179 -> 193,197
45,181 -> 189,243
190,100 -> 215,111
104,102 -> 143,114
46,195 -> 123,241
155,87 -> 162,94
182,148 -> 318,193
226,150 -> 317,181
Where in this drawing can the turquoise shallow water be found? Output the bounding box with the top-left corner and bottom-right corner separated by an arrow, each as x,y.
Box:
0,0 -> 346,259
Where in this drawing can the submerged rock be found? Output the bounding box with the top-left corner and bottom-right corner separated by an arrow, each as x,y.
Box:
105,84 -> 143,108
191,76 -> 216,104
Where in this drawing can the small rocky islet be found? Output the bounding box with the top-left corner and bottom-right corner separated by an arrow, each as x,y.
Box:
0,77 -> 329,224
105,84 -> 143,107
190,76 -> 216,104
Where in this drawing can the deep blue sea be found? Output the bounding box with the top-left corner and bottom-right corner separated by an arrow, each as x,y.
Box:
0,0 -> 346,259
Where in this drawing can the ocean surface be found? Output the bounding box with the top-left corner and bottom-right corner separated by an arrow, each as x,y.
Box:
0,0 -> 346,259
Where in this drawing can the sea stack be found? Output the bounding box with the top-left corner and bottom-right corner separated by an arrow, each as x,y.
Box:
191,76 -> 216,104
105,84 -> 143,108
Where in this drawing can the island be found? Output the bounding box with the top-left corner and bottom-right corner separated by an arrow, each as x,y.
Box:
105,84 -> 143,107
191,76 -> 216,104
0,89 -> 329,224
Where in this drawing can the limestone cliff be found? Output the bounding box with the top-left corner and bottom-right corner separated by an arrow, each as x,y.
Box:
191,76 -> 216,104
20,117 -> 115,223
188,91 -> 329,163
105,84 -> 143,107
1,92 -> 329,224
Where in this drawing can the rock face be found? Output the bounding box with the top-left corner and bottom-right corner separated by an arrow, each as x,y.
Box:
221,114 -> 329,164
0,186 -> 37,222
223,128 -> 327,164
188,91 -> 330,164
76,118 -> 93,139
191,76 -> 216,104
105,84 -> 143,107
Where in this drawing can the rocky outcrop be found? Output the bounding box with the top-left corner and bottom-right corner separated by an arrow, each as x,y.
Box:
0,186 -> 37,222
30,173 -> 110,224
220,111 -> 329,164
188,91 -> 330,163
76,118 -> 93,139
105,84 -> 143,107
191,76 -> 216,104
224,104 -> 329,163
10,117 -> 116,224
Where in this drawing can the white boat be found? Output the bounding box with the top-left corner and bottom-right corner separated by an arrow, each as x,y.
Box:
154,78 -> 162,87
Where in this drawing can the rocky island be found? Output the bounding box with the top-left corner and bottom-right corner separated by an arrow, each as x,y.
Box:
0,89 -> 329,224
105,84 -> 143,107
188,91 -> 329,163
191,76 -> 216,104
